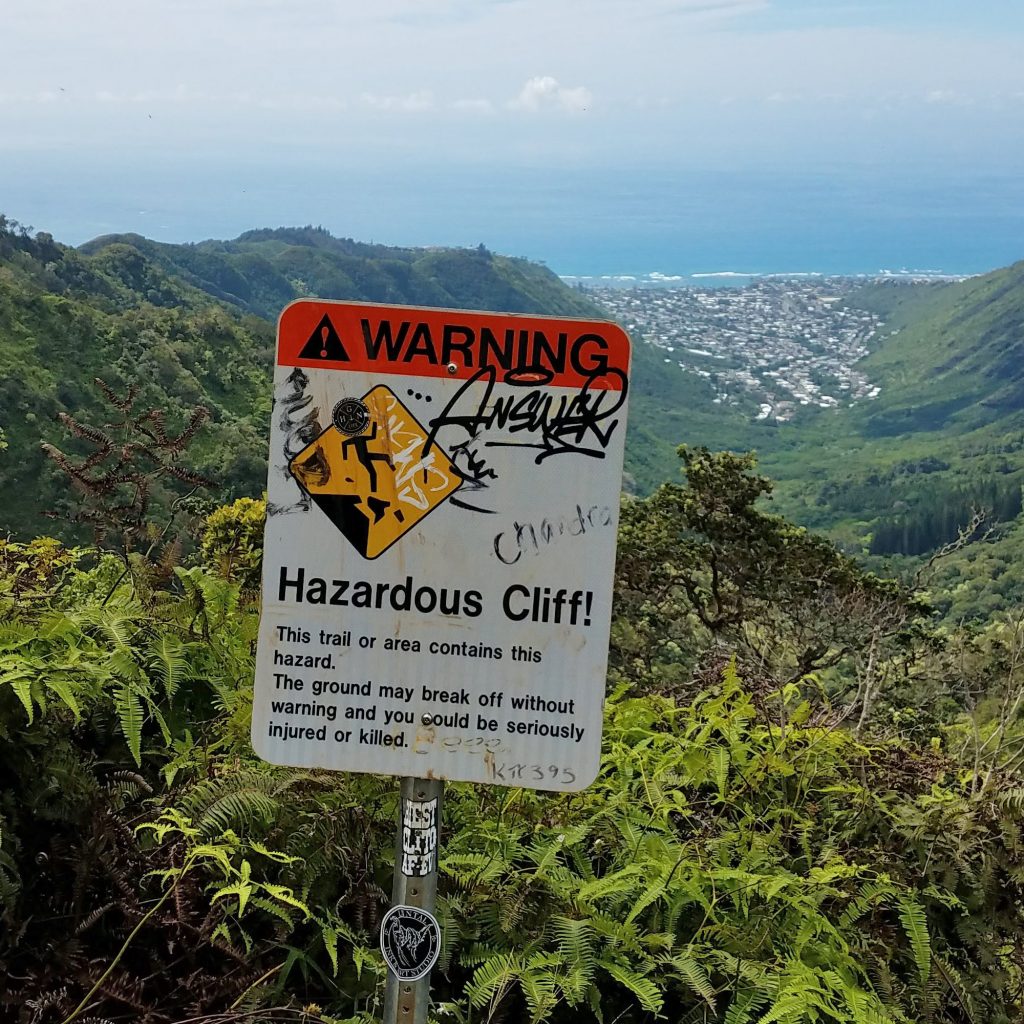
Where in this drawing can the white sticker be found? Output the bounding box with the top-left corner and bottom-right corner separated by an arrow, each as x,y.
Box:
380,905 -> 441,981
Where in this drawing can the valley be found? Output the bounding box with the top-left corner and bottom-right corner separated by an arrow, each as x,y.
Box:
3,214 -> 1024,621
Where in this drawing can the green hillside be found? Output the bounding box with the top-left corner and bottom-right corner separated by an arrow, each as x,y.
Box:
853,263 -> 1024,438
764,264 -> 1024,512
752,265 -> 1024,618
76,227 -> 602,321
6,210 -> 1024,621
0,216 -> 709,539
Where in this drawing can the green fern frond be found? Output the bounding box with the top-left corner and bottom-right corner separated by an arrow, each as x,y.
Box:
249,895 -> 298,931
996,787 -> 1024,815
148,632 -> 187,701
550,916 -> 596,985
724,991 -> 769,1024
520,957 -> 561,1023
180,771 -> 284,836
321,924 -> 339,975
669,952 -> 717,1007
442,852 -> 509,885
714,744 -> 731,800
5,673 -> 36,723
577,864 -> 645,904
932,953 -> 977,1024
625,866 -> 670,924
115,683 -> 145,765
436,896 -> 461,973
838,879 -> 896,928
92,608 -> 140,650
897,896 -> 931,985
466,953 -> 523,1009
596,957 -> 664,1013
44,676 -> 83,721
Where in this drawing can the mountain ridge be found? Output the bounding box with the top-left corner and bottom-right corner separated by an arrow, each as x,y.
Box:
75,226 -> 601,323
6,209 -> 1024,623
0,217 -> 650,540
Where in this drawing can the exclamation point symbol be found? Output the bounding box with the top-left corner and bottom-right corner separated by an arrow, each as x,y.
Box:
584,592 -> 593,626
298,314 -> 350,361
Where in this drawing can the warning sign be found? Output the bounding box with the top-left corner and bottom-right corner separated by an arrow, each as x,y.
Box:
253,300 -> 631,791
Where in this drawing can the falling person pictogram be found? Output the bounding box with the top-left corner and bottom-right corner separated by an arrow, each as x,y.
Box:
289,385 -> 462,558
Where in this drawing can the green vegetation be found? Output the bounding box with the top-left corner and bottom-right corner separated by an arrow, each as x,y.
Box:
6,442 -> 1024,1022
731,266 -> 1024,622
6,211 -> 1023,615
0,216 -> 660,542
5,213 -> 1024,1017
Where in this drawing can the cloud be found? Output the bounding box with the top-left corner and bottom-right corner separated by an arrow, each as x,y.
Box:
658,0 -> 767,19
925,89 -> 956,104
451,98 -> 494,113
508,76 -> 592,113
95,85 -> 206,104
360,90 -> 435,112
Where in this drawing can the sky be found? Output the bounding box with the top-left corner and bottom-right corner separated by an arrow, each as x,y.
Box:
2,0 -> 1023,272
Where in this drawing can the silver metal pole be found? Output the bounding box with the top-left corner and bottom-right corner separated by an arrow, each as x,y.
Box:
382,776 -> 444,1024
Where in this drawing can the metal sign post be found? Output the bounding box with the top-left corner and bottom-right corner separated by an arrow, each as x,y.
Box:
382,777 -> 444,1024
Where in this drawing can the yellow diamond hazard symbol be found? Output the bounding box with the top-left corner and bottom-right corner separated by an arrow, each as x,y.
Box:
289,385 -> 462,559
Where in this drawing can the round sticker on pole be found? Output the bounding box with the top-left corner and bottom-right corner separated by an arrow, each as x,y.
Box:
380,905 -> 441,981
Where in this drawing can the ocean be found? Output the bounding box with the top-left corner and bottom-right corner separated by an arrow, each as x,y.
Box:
4,153 -> 1022,282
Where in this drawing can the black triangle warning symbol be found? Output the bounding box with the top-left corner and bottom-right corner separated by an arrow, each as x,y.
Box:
298,314 -> 350,361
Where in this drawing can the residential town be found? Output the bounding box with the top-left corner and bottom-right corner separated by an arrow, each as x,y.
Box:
588,279 -> 884,422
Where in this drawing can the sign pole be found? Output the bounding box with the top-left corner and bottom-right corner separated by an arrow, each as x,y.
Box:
382,776 -> 444,1024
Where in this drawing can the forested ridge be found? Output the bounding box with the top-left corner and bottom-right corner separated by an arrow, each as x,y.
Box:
4,215 -> 1024,1021
0,216 -> 606,541
758,263 -> 1024,621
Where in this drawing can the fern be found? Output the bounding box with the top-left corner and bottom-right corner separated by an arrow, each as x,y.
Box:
45,676 -> 83,720
466,952 -> 523,1009
714,743 -> 731,800
436,895 -> 462,973
7,672 -> 36,723
624,864 -> 670,924
724,991 -> 769,1024
90,608 -> 140,650
550,916 -> 596,1002
147,632 -> 187,701
596,957 -> 664,1013
897,896 -> 931,985
577,864 -> 645,904
114,682 -> 145,766
668,952 -> 717,1008
178,771 -> 285,836
838,878 -> 896,929
931,952 -> 977,1023
520,952 -> 562,1023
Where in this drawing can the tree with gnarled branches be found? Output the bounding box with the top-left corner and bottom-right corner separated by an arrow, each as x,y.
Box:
42,378 -> 212,596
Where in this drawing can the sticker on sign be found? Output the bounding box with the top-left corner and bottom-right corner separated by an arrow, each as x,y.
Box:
252,300 -> 632,791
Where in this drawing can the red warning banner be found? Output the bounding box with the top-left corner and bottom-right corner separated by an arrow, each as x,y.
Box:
277,300 -> 630,391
